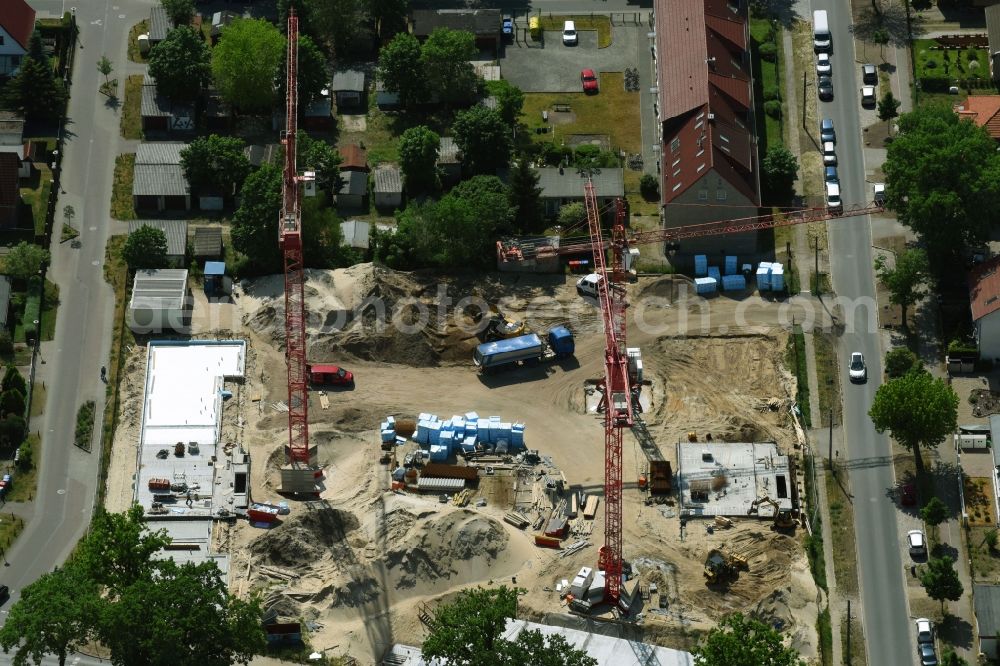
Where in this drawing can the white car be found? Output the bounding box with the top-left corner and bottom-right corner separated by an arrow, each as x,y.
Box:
907,529 -> 927,556
576,273 -> 603,298
848,352 -> 866,382
816,53 -> 832,76
861,85 -> 876,106
873,182 -> 886,205
915,617 -> 934,645
822,141 -> 837,166
562,20 -> 578,46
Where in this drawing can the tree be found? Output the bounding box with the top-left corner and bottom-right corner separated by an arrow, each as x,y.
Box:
885,347 -> 922,378
985,529 -> 999,552
883,104 -> 1000,271
453,106 -> 511,175
921,496 -> 948,526
212,19 -> 286,113
878,90 -> 901,128
160,0 -> 194,26
508,158 -> 543,233
640,174 -> 659,201
296,0 -> 368,58
486,80 -> 525,126
2,366 -> 26,396
147,26 -> 211,102
179,134 -> 251,195
421,28 -> 479,106
869,370 -> 958,472
504,631 -> 597,666
4,242 -> 50,281
277,35 -> 328,107
231,163 -> 283,274
0,415 -> 26,447
557,202 -> 586,228
0,389 -> 25,418
297,132 -> 343,191
693,613 -> 805,666
377,33 -> 426,109
75,505 -> 171,596
123,226 -> 169,270
98,560 -> 265,666
366,0 -> 409,39
874,248 -> 929,329
97,55 -> 113,86
398,125 -> 441,194
920,555 -> 964,611
762,146 -> 798,201
0,332 -> 13,356
1,32 -> 66,122
0,563 -> 99,666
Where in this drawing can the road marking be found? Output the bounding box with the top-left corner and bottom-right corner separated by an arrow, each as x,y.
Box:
112,4 -> 119,8
91,261 -> 100,266
57,489 -> 66,495
119,14 -> 125,19
89,226 -> 96,231
90,19 -> 102,25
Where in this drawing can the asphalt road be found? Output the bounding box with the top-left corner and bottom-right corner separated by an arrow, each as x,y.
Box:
808,0 -> 913,663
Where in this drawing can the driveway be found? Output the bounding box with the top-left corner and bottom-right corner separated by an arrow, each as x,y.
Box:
501,27 -> 640,92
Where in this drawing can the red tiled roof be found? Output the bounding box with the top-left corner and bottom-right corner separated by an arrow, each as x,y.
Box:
954,96 -> 1000,140
1,0 -> 36,51
969,255 -> 1000,321
338,143 -> 368,171
0,153 -> 19,208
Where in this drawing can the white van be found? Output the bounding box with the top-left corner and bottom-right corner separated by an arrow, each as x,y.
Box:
576,273 -> 603,298
813,10 -> 831,53
826,181 -> 842,213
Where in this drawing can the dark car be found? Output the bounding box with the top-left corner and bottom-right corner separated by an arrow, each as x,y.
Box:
824,166 -> 839,183
820,117 -> 835,143
502,15 -> 513,40
818,76 -> 833,100
0,585 -> 9,605
900,483 -> 916,506
862,63 -> 878,85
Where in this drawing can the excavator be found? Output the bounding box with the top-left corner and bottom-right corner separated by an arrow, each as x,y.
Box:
747,495 -> 797,530
704,548 -> 749,584
474,308 -> 526,342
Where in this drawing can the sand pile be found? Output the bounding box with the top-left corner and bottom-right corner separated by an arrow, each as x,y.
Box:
251,508 -> 360,569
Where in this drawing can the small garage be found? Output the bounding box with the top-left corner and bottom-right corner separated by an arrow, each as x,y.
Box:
373,165 -> 403,211
332,69 -> 366,110
128,269 -> 189,334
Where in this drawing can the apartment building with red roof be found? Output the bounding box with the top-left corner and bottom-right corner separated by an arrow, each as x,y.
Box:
969,256 -> 1000,361
0,0 -> 35,77
653,0 -> 760,255
954,96 -> 1000,141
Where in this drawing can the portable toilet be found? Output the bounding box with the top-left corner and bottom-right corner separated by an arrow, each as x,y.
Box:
529,16 -> 540,39
204,261 -> 226,296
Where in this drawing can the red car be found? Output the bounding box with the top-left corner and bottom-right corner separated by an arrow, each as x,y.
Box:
581,69 -> 599,93
900,483 -> 916,506
306,363 -> 355,387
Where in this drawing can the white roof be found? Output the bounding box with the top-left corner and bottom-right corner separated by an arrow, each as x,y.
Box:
130,269 -> 188,310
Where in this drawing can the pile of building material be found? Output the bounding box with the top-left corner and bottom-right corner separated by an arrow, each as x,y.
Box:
411,412 -> 526,460
756,262 -> 785,292
693,254 -> 749,293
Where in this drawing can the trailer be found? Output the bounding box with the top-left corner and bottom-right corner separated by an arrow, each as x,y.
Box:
473,326 -> 574,373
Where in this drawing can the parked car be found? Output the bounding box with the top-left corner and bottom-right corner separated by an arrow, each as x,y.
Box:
826,182 -> 842,213
918,642 -> 938,666
822,141 -> 837,166
873,182 -> 886,205
818,75 -> 834,100
900,482 -> 916,505
816,52 -> 832,76
862,63 -> 878,85
861,85 -> 876,106
562,20 -> 578,45
849,352 -> 866,382
502,15 -> 514,40
0,585 -> 8,605
915,618 -> 934,644
907,529 -> 927,556
820,117 -> 836,143
581,69 -> 599,93
825,166 -> 839,183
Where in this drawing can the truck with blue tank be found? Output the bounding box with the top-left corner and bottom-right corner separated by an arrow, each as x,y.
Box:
473,326 -> 574,372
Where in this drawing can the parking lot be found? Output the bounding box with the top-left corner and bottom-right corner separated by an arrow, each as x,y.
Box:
500,27 -> 641,93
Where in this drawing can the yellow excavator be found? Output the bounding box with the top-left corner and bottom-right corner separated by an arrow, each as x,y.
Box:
475,309 -> 527,342
747,495 -> 796,529
704,548 -> 749,584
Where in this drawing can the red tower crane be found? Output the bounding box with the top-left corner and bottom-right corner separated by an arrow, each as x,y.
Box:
279,10 -> 310,466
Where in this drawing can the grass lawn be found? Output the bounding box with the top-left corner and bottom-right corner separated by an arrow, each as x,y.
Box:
20,169 -> 53,237
538,15 -> 612,48
121,74 -> 144,140
357,104 -> 400,166
5,434 -> 38,503
128,20 -> 149,63
813,332 -> 841,426
969,525 -> 1000,582
826,470 -> 859,597
40,279 -> 58,341
913,39 -> 990,81
0,512 -> 25,552
111,153 -> 137,220
786,325 -> 811,427
749,18 -> 784,151
30,381 -> 45,418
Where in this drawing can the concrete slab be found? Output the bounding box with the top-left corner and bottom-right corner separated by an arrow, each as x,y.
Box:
500,28 -> 640,93
676,441 -> 794,517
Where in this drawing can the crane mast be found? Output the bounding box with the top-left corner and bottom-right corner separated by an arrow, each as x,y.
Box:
279,11 -> 310,466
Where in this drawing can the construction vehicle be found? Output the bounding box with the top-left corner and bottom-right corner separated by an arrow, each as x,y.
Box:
703,548 -> 749,584
477,310 -> 526,342
748,495 -> 796,529
473,327 -> 575,372
305,363 -> 354,388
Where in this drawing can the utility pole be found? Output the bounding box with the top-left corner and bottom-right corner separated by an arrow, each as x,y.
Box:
828,409 -> 834,472
814,236 -> 820,295
847,599 -> 852,664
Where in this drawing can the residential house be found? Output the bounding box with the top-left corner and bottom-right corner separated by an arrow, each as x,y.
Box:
331,69 -> 365,109
0,276 -> 11,331
653,0 -> 760,256
149,5 -> 171,47
534,167 -> 624,218
141,74 -> 194,134
128,220 -> 188,267
0,152 -> 22,228
132,142 -> 191,212
410,9 -> 502,54
437,137 -> 461,183
373,165 -> 403,211
969,255 -> 1000,362
375,78 -> 400,111
0,0 -> 35,77
976,584 -> 1000,659
338,143 -> 367,172
340,219 -> 393,250
0,111 -> 29,179
210,10 -> 238,45
988,4 -> 1000,81
192,226 -> 223,260
336,170 -> 368,209
954,95 -> 1000,140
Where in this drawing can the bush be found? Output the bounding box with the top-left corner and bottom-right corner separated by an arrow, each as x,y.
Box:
885,347 -> 922,378
925,59 -> 938,69
15,438 -> 32,470
0,331 -> 13,356
763,86 -> 781,102
74,400 -> 96,450
639,174 -> 659,201
540,142 -> 572,167
758,41 -> 778,62
764,100 -> 782,119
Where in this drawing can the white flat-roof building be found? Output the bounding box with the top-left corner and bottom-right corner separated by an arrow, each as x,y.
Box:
129,268 -> 189,333
676,441 -> 795,517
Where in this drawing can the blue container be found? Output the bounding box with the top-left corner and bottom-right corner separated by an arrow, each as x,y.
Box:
771,265 -> 785,291
381,429 -> 395,443
724,256 -> 738,275
418,413 -> 432,422
756,263 -> 772,291
694,277 -> 717,295
427,422 -> 441,445
694,254 -> 708,277
722,275 -> 746,291
429,444 -> 449,462
465,411 -> 479,421
490,415 -> 501,423
386,416 -> 395,425
511,431 -> 524,448
707,266 -> 721,281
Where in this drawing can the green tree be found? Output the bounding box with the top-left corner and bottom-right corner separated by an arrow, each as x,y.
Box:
884,347 -> 922,378
985,529 -> 999,552
874,248 -> 929,330
0,415 -> 26,447
398,125 -> 441,194
277,35 -> 328,107
640,174 -> 659,201
377,33 -> 426,109
504,630 -> 597,665
0,389 -> 25,418
0,563 -> 99,666
160,0 -> 194,26
921,496 -> 948,526
75,505 -> 171,596
297,132 -> 343,191
421,28 -> 479,106
212,19 -> 286,113
97,55 -> 113,86
123,226 -> 169,270
297,0 -> 368,58
693,613 -> 805,666
301,193 -> 354,268
231,163 -> 283,274
883,104 -> 1000,270
180,134 -> 251,195
98,560 -> 265,666
878,90 -> 901,125
147,26 -> 211,102
365,0 -> 409,39
4,242 -> 50,281
557,202 -> 586,228
869,370 -> 959,472
1,32 -> 66,121
920,555 -> 964,611
486,79 -> 525,126
453,106 -> 511,175
2,366 -> 26,395
762,146 -> 798,201
508,158 -> 543,233
0,331 -> 13,356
